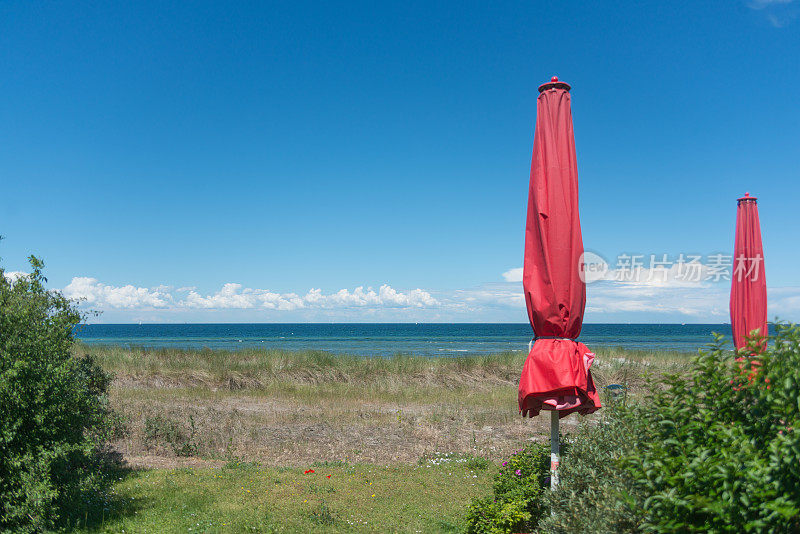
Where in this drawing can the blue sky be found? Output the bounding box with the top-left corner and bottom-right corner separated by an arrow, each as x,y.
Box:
1,0 -> 799,323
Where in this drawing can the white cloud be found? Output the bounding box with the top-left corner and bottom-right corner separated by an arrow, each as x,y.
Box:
502,261 -> 716,289
451,285 -> 525,310
181,283 -> 304,311
304,285 -> 438,308
2,271 -> 29,283
63,277 -> 173,308
766,287 -> 800,318
494,261 -> 793,320
586,282 -> 728,318
56,273 -> 800,323
580,260 -> 726,317
502,267 -> 523,283
596,263 -> 716,289
63,278 -> 438,313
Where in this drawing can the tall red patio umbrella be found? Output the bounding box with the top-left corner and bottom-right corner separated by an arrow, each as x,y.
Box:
518,77 -> 600,488
730,192 -> 767,353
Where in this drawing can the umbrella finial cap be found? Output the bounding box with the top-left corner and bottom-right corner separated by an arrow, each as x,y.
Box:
538,76 -> 571,93
738,192 -> 758,202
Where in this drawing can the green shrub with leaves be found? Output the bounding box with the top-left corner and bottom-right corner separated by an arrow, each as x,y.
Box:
485,325 -> 800,533
143,414 -> 198,457
466,441 -> 561,534
0,256 -> 114,532
538,405 -> 645,534
465,497 -> 532,534
620,324 -> 800,533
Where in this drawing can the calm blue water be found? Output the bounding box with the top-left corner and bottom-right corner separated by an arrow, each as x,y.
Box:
73,323 -> 746,356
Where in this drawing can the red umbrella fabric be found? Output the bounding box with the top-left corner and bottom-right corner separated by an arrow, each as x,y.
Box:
518,77 -> 600,418
730,193 -> 767,352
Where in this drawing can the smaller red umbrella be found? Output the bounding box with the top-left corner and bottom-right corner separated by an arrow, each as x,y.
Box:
730,192 -> 767,354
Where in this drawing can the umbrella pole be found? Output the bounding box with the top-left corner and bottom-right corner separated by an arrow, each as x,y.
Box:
550,410 -> 559,489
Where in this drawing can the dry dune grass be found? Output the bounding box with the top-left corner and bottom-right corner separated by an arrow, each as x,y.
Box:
83,344 -> 525,390
77,344 -> 693,469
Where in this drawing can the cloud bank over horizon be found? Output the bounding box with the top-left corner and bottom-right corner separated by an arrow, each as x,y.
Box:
60,277 -> 440,320
3,268 -> 794,323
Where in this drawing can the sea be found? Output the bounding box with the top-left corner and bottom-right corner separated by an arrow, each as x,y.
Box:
73,323 -> 749,356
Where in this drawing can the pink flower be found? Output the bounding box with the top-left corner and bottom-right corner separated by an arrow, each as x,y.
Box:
515,469 -> 522,476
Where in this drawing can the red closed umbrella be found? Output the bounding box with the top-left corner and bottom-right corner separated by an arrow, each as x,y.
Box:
730,192 -> 767,353
517,77 -> 600,487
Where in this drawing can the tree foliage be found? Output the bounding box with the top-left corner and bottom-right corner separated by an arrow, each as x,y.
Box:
1,256 -> 113,532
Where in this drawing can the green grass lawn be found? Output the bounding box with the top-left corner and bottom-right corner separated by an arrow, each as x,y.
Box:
75,458 -> 494,533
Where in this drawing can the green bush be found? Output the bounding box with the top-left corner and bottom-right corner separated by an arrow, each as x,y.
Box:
538,406 -> 645,534
0,256 -> 114,532
491,325 -> 800,534
466,442 -> 561,534
465,497 -> 532,534
620,325 -> 800,533
143,414 -> 198,457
